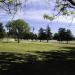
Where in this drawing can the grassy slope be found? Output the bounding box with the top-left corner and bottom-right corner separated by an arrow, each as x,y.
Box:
0,41 -> 75,53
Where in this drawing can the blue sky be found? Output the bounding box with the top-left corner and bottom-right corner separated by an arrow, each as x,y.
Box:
0,0 -> 75,36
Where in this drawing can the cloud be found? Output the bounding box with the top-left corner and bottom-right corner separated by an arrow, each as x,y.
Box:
54,16 -> 75,24
13,9 -> 51,23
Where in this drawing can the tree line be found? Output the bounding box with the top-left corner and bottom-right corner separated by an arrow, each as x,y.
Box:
0,19 -> 74,43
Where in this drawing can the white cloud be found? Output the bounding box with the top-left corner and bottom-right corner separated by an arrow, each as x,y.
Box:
26,0 -> 45,4
54,16 -> 75,24
13,9 -> 51,22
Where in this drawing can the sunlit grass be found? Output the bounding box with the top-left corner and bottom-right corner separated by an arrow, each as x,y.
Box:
0,40 -> 75,54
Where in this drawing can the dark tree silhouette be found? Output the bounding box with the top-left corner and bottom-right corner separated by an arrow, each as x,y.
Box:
58,28 -> 66,42
0,23 -> 5,39
46,25 -> 52,42
53,28 -> 74,43
53,33 -> 59,40
65,29 -> 73,44
38,28 -> 46,42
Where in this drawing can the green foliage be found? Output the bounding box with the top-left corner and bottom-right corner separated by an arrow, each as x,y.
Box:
58,28 -> 66,41
65,29 -> 73,41
44,14 -> 54,21
0,0 -> 22,14
8,0 -> 13,4
0,23 -> 5,39
46,25 -> 52,42
53,33 -> 59,40
6,19 -> 30,43
0,0 -> 75,15
55,0 -> 75,15
53,28 -> 73,43
38,28 -> 47,41
62,11 -> 69,15
71,12 -> 75,14
38,26 -> 52,42
23,32 -> 37,40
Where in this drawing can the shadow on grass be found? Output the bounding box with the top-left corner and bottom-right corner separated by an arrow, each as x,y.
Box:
0,49 -> 75,75
65,47 -> 75,50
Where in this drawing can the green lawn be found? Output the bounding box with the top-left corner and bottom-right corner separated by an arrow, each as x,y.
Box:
0,40 -> 75,53
0,40 -> 75,75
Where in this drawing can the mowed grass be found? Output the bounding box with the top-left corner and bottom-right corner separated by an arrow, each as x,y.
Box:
0,40 -> 75,54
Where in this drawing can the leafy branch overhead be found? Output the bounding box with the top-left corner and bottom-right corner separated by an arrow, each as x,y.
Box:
43,0 -> 75,21
43,14 -> 54,21
0,0 -> 75,15
0,0 -> 25,14
55,0 -> 75,15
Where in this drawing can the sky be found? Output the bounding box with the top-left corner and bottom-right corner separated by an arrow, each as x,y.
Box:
0,0 -> 75,36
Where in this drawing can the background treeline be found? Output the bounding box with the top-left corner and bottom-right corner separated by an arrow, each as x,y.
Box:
0,19 -> 74,43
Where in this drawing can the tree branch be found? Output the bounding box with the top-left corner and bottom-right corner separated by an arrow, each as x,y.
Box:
67,0 -> 75,6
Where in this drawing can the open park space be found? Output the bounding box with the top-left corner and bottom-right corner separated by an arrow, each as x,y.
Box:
0,40 -> 75,53
0,0 -> 75,75
0,40 -> 75,75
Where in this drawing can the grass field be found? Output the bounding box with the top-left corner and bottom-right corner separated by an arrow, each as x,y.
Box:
0,40 -> 75,75
0,40 -> 75,53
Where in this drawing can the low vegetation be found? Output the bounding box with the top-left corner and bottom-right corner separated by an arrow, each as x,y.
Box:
0,40 -> 75,54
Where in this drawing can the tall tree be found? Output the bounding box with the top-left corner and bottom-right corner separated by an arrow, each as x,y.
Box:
55,28 -> 73,43
53,33 -> 59,40
58,28 -> 66,42
65,29 -> 73,44
6,19 -> 30,43
46,25 -> 52,42
38,28 -> 46,42
28,32 -> 37,41
0,23 -> 5,39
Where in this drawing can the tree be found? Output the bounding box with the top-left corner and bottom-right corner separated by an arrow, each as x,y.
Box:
28,32 -> 37,41
65,29 -> 73,44
23,32 -> 30,40
6,19 -> 30,43
33,34 -> 37,40
58,28 -> 66,42
46,25 -> 52,42
53,33 -> 59,40
23,32 -> 34,40
0,23 -> 5,39
38,28 -> 46,42
55,28 -> 73,43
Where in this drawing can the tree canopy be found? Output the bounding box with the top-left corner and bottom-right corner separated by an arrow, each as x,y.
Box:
6,19 -> 30,43
53,28 -> 73,43
0,23 -> 5,39
46,25 -> 52,42
38,26 -> 52,42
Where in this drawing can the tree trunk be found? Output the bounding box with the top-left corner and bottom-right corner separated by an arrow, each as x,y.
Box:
47,38 -> 49,43
18,38 -> 20,43
17,34 -> 20,43
47,39 -> 48,43
66,40 -> 69,44
40,40 -> 41,42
